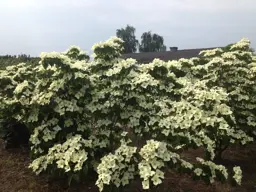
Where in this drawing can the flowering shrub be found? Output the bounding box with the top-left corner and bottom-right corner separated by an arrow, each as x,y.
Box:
0,63 -> 36,122
138,140 -> 180,189
92,36 -> 124,61
28,49 -> 92,158
29,134 -> 92,175
190,38 -> 256,138
0,63 -> 36,147
96,142 -> 137,191
0,37 -> 254,191
178,80 -> 253,161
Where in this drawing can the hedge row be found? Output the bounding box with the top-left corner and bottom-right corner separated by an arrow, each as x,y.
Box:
0,37 -> 255,191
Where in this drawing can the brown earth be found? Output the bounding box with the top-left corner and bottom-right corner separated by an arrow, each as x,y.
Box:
1,139 -> 256,192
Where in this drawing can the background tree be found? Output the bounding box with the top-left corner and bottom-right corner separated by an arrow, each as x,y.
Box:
116,25 -> 139,54
139,31 -> 166,52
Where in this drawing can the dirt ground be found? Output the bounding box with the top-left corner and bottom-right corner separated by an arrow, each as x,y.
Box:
1,139 -> 256,192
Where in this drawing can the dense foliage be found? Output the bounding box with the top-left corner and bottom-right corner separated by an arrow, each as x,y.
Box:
0,54 -> 40,70
0,37 -> 255,191
139,31 -> 166,52
116,25 -> 139,54
116,24 -> 167,53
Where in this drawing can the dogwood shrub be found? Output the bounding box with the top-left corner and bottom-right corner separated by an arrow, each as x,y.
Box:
0,63 -> 36,147
0,37 -> 254,191
190,38 -> 256,138
0,63 -> 36,123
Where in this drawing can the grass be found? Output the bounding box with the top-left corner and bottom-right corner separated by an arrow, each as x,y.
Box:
1,139 -> 256,192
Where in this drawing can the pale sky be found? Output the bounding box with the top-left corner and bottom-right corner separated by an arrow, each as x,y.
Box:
0,0 -> 255,56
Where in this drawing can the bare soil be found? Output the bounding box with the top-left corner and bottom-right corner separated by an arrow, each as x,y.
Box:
1,139 -> 256,192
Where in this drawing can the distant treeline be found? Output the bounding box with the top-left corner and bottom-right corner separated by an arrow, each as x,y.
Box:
0,54 -> 40,69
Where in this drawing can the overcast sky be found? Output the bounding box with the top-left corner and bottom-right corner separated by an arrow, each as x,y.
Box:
0,0 -> 255,56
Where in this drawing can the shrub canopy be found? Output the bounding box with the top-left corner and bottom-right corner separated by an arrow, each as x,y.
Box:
0,37 -> 255,191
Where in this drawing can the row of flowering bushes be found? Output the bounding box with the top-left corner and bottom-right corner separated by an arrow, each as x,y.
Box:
0,37 -> 255,191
